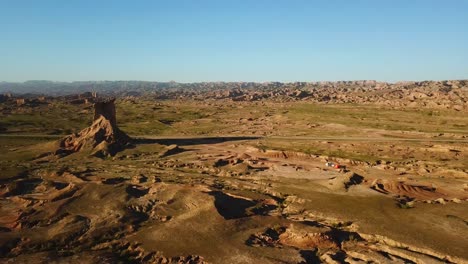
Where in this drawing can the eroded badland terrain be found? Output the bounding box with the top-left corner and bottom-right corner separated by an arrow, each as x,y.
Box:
0,81 -> 467,263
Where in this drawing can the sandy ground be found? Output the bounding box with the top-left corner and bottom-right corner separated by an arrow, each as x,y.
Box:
1,136 -> 467,263
0,98 -> 467,263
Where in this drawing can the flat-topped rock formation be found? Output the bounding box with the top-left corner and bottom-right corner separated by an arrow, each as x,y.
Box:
57,98 -> 130,157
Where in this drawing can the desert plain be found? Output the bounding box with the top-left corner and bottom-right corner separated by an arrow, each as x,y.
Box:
0,80 -> 467,263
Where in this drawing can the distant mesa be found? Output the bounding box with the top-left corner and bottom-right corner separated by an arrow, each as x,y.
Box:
16,98 -> 25,106
56,98 -> 131,157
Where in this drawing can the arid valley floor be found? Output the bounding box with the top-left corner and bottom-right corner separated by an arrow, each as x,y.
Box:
0,81 -> 467,263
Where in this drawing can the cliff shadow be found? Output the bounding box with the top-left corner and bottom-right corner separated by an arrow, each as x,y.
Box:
132,136 -> 261,146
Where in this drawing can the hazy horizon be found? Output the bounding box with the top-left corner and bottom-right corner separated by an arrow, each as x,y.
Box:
2,78 -> 468,84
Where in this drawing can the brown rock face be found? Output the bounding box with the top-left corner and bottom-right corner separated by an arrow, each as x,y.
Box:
94,99 -> 117,126
16,98 -> 25,106
57,98 -> 130,157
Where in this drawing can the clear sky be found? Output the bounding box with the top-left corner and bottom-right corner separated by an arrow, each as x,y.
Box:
1,0 -> 467,82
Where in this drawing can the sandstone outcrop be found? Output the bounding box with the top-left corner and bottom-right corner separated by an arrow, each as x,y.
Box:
56,98 -> 130,157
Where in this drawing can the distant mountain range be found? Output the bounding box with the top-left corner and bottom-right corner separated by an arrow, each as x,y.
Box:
0,80 -> 466,96
0,81 -> 179,95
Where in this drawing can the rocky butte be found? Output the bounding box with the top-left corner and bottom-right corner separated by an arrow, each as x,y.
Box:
56,98 -> 131,157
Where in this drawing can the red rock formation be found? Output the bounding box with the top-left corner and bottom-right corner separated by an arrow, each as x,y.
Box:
16,98 -> 25,106
93,99 -> 117,125
57,98 -> 130,157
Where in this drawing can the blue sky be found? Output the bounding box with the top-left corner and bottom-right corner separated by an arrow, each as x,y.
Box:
1,0 -> 467,82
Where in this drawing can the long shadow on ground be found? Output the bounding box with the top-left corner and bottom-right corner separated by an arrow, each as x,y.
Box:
208,191 -> 256,220
133,136 -> 261,146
